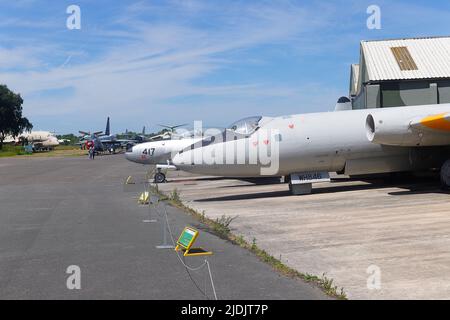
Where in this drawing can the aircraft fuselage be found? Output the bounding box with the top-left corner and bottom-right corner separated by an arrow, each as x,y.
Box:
173,104 -> 450,177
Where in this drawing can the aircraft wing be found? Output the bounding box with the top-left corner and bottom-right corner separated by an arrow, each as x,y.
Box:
115,139 -> 138,147
28,138 -> 47,143
99,138 -> 133,145
115,139 -> 135,143
148,133 -> 171,141
102,141 -> 123,147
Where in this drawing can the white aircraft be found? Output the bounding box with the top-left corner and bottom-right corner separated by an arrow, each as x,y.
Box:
5,131 -> 60,151
172,104 -> 450,195
125,128 -> 220,183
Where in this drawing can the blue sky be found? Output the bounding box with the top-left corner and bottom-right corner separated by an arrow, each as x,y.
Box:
1,0 -> 449,134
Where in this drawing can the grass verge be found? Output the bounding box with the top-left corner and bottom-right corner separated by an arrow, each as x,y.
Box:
0,145 -> 33,157
0,145 -> 87,158
157,187 -> 347,300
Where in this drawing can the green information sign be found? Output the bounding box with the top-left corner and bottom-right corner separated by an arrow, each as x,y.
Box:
177,227 -> 198,250
175,226 -> 213,257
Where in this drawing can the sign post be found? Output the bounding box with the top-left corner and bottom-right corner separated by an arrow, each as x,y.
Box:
156,204 -> 174,249
143,194 -> 158,223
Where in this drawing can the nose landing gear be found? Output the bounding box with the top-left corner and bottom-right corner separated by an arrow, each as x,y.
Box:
154,169 -> 166,184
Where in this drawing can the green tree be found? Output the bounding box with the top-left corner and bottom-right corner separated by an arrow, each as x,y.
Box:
56,133 -> 79,145
0,85 -> 33,149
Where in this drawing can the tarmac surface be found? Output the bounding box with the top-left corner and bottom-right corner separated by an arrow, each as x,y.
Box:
158,170 -> 450,300
0,155 -> 326,300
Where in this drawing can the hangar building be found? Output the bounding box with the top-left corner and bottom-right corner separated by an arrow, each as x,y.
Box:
350,36 -> 450,109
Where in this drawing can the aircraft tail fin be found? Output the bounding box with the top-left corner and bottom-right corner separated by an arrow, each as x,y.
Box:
105,117 -> 110,136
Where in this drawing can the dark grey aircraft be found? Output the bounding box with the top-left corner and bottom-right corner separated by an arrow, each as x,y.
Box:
79,117 -> 137,153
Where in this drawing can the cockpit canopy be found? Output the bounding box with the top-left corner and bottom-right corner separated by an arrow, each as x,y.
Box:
172,127 -> 225,139
227,116 -> 262,135
179,116 -> 263,153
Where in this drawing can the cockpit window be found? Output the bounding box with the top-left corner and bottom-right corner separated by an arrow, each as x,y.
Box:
173,127 -> 225,140
180,116 -> 262,153
227,116 -> 262,135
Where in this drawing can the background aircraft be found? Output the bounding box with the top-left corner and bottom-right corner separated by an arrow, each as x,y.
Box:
5,131 -> 60,151
79,117 -> 137,153
172,104 -> 450,195
145,124 -> 188,141
119,127 -> 149,144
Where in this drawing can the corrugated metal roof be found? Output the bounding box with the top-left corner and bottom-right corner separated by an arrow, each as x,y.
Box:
361,37 -> 450,81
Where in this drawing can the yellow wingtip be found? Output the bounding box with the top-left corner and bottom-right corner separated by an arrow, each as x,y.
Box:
420,113 -> 450,132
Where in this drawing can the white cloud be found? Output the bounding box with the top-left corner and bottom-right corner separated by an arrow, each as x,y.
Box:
0,1 -> 339,132
4,0 -> 445,132
0,47 -> 43,69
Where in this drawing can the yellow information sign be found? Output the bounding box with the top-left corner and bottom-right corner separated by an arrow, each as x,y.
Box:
175,227 -> 213,257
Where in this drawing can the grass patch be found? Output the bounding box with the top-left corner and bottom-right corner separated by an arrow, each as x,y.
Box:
0,144 -> 86,158
169,188 -> 182,204
53,145 -> 81,151
152,186 -> 347,300
30,145 -> 87,158
210,215 -> 238,239
0,145 -> 30,157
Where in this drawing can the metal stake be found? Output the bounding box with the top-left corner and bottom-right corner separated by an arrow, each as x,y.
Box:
142,201 -> 157,223
156,205 -> 174,249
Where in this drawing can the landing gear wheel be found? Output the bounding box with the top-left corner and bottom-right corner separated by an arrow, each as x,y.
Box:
154,172 -> 166,184
440,160 -> 450,190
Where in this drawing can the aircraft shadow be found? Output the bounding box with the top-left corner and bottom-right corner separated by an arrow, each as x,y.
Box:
195,182 -> 385,202
195,190 -> 291,201
217,178 -> 283,188
387,184 -> 448,196
170,177 -> 229,183
195,179 -> 445,202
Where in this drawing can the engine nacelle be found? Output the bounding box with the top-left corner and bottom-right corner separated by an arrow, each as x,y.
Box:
366,113 -> 450,147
